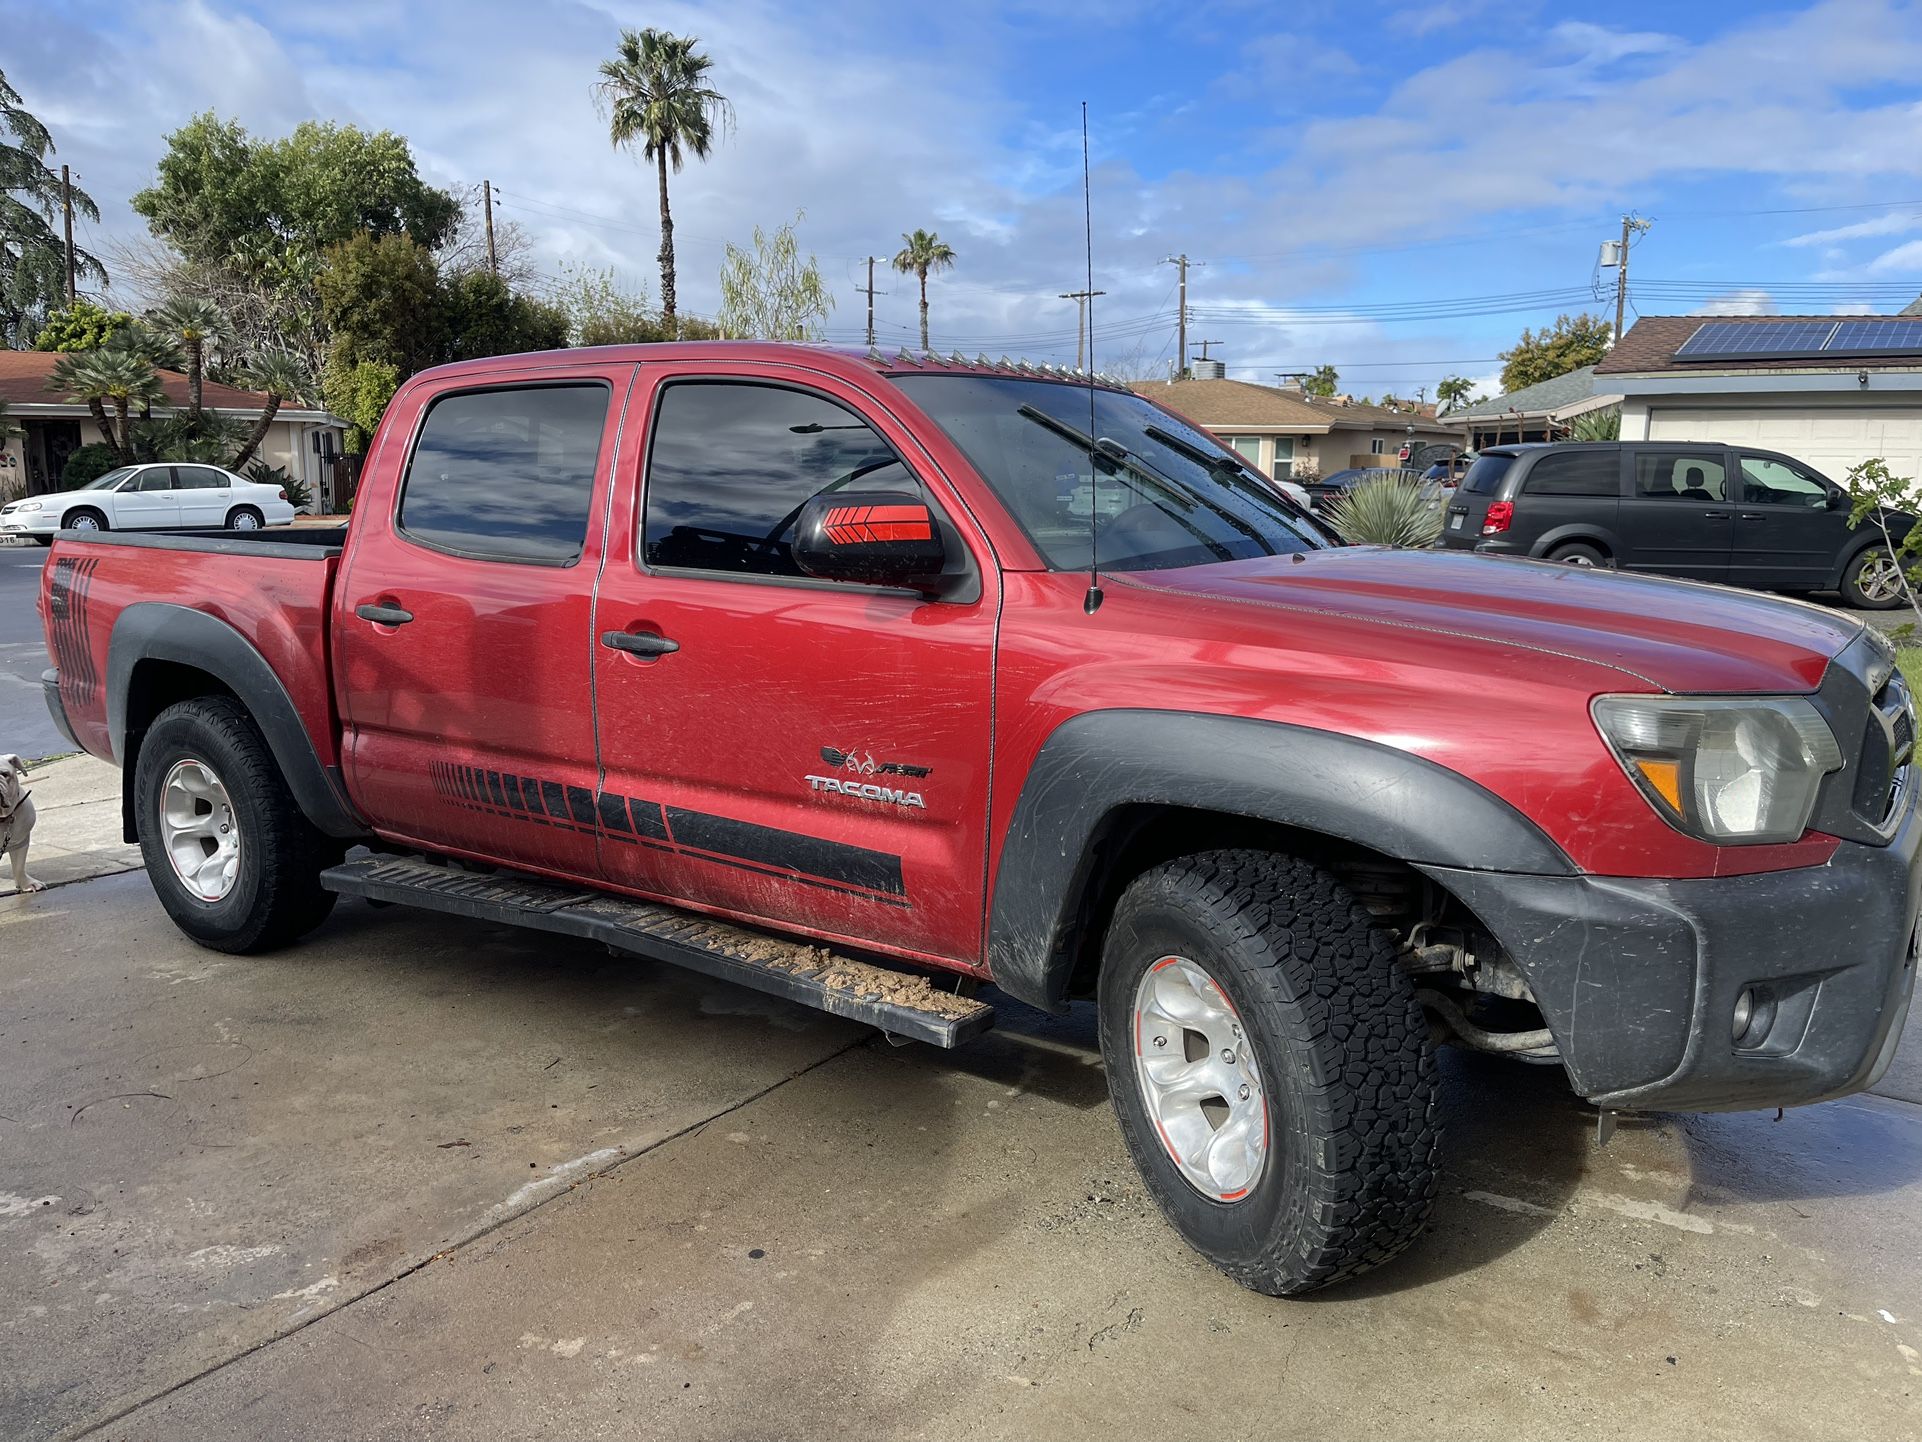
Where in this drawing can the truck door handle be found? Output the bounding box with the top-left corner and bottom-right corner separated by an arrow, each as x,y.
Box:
601,629 -> 679,658
355,603 -> 415,626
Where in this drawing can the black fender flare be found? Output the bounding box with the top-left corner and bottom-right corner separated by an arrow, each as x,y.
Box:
107,603 -> 366,841
984,710 -> 1574,1011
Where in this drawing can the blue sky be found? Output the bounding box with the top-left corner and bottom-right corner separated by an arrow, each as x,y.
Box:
9,0 -> 1922,398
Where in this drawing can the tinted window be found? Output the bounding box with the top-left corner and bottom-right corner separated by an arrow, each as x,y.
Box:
1460,454 -> 1513,495
644,383 -> 918,577
1522,449 -> 1619,497
1741,454 -> 1830,509
893,374 -> 1327,572
399,384 -> 609,563
1635,450 -> 1727,502
174,466 -> 226,490
136,469 -> 173,493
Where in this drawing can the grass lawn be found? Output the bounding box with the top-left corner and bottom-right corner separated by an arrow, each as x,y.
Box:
1900,647 -> 1922,690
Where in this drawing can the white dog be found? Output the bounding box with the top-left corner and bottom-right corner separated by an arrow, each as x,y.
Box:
1,753 -> 43,893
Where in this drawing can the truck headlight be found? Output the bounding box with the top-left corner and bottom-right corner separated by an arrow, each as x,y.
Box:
1592,695 -> 1843,844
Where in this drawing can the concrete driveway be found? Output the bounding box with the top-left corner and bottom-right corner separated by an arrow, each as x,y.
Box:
4,859 -> 1919,1441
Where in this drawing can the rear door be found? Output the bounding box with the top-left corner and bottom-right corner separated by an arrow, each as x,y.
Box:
337,368 -> 635,876
1732,452 -> 1855,589
1511,447 -> 1621,553
172,465 -> 231,527
1442,452 -> 1514,546
107,467 -> 180,530
1618,447 -> 1735,580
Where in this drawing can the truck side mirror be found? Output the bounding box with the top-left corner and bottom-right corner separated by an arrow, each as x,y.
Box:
792,491 -> 948,591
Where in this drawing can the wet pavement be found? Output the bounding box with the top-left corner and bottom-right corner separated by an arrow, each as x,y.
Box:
3,870 -> 1919,1440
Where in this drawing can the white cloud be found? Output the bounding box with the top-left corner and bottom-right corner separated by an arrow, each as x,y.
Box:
1780,210 -> 1922,247
1867,239 -> 1922,275
1693,288 -> 1776,315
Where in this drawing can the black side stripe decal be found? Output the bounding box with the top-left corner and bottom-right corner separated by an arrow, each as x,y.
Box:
424,762 -> 908,904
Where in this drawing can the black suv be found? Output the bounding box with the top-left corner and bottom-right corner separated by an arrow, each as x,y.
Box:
1440,442 -> 1913,608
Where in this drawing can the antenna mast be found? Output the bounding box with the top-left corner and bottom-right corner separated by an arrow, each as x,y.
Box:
1080,102 -> 1103,615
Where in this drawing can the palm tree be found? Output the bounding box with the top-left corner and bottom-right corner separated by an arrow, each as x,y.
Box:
230,351 -> 313,471
147,297 -> 232,420
594,28 -> 733,336
48,348 -> 164,462
891,230 -> 956,351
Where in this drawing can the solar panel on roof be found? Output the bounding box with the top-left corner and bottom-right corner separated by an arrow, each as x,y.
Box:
1673,317 -> 1922,362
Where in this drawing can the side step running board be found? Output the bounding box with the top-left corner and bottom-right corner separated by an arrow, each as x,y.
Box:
320,855 -> 994,1048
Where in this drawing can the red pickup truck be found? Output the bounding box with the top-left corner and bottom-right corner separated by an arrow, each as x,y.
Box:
39,343 -> 1920,1295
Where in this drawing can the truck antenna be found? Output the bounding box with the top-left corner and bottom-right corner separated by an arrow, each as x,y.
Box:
1080,101 -> 1103,616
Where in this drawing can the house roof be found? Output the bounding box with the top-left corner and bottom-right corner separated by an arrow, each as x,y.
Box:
1452,365 -> 1621,422
0,348 -> 318,415
1595,314 -> 1922,375
1129,378 -> 1455,434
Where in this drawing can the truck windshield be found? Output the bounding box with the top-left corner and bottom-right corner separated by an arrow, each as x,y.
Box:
892,374 -> 1329,573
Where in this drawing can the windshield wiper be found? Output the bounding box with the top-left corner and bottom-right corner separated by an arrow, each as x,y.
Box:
1142,424 -> 1256,481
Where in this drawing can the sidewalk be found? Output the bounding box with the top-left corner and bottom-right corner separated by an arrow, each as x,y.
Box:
1,751 -> 142,896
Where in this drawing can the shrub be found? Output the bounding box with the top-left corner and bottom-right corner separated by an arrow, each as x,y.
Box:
1323,474 -> 1444,549
34,300 -> 133,353
59,443 -> 121,490
1564,405 -> 1621,442
246,459 -> 312,511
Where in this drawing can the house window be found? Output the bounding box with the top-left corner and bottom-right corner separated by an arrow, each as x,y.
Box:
1225,436 -> 1262,469
1269,436 -> 1295,476
1369,437 -> 1386,455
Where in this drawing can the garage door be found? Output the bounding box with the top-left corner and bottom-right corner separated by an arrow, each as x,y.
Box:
1644,405 -> 1922,487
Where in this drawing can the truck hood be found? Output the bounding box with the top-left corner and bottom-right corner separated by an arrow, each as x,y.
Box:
1122,547 -> 1864,694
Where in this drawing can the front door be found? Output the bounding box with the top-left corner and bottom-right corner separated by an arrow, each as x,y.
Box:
337,369 -> 635,877
1619,448 -> 1735,580
591,367 -> 998,967
1732,452 -> 1856,589
109,467 -> 181,530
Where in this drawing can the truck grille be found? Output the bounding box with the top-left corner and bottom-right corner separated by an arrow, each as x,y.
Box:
1852,666 -> 1916,828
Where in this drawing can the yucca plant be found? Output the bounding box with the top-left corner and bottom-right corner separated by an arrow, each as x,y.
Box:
1323,474 -> 1444,549
1564,405 -> 1621,442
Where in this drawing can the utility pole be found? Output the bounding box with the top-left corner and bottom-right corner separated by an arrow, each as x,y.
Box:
61,164 -> 76,304
1161,254 -> 1202,378
1058,288 -> 1106,369
1611,213 -> 1652,343
483,179 -> 498,275
859,258 -> 889,349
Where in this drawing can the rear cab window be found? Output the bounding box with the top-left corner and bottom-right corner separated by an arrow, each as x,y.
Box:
398,383 -> 611,564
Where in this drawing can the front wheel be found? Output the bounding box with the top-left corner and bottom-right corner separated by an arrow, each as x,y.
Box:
63,508 -> 107,533
1098,850 -> 1441,1295
134,696 -> 341,952
1842,547 -> 1906,610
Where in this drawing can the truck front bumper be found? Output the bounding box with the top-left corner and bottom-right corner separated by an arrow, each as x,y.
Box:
1421,794 -> 1921,1112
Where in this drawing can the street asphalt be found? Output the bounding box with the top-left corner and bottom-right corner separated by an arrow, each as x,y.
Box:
2,866 -> 1918,1441
0,541 -> 63,762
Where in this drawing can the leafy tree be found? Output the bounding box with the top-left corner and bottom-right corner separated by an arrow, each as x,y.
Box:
147,296 -> 234,420
1303,364 -> 1338,399
891,228 -> 956,351
595,28 -> 733,336
717,212 -> 832,341
230,350 -> 315,471
321,355 -> 402,453
58,442 -> 119,490
1498,312 -> 1612,393
316,231 -> 445,377
48,347 -> 165,462
1844,458 -> 1922,638
553,264 -> 668,345
133,114 -> 459,265
34,300 -> 130,352
1436,375 -> 1475,413
441,269 -> 568,362
0,69 -> 107,346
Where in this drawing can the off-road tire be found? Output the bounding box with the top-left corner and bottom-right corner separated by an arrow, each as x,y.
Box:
135,696 -> 341,952
1840,546 -> 1904,610
1098,849 -> 1441,1295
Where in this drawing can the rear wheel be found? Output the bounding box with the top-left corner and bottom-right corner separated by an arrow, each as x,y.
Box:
64,508 -> 107,533
1547,541 -> 1606,568
1841,547 -> 1905,610
134,696 -> 341,952
1098,850 -> 1441,1295
226,506 -> 264,532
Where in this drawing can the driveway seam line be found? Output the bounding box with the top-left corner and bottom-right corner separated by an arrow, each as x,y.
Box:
64,1032 -> 872,1441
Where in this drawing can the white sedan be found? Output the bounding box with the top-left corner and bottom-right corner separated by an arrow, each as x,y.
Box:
0,463 -> 296,543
